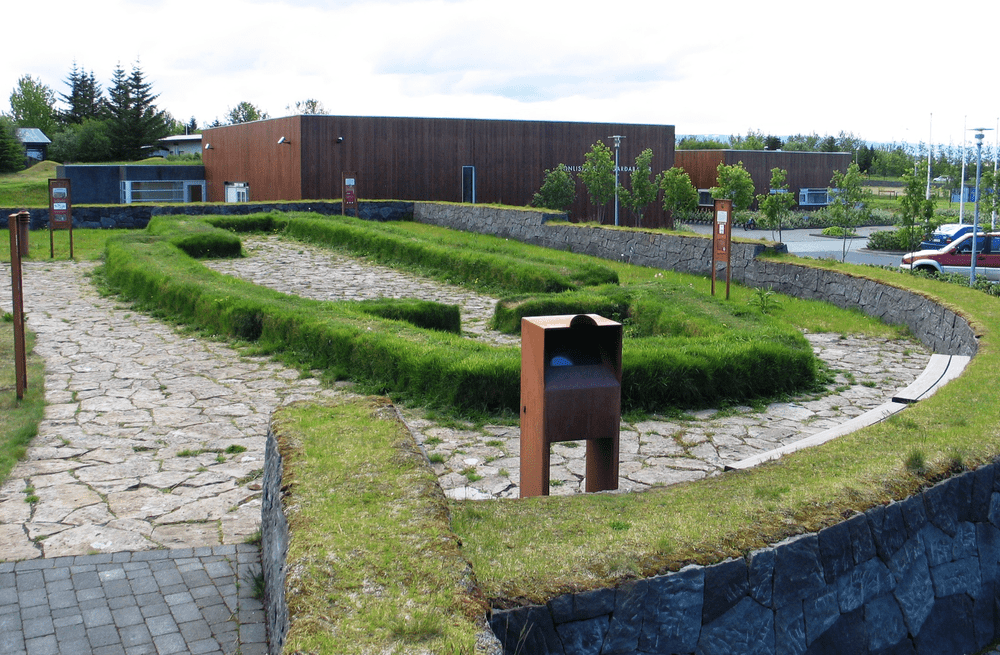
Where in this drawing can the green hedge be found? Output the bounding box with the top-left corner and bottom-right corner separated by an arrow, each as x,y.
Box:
205,212 -> 619,293
103,215 -> 818,414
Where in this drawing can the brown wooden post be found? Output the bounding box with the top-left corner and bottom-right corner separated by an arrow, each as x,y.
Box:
8,211 -> 28,400
711,199 -> 733,299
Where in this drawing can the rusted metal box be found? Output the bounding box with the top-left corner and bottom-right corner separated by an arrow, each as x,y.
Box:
520,314 -> 622,498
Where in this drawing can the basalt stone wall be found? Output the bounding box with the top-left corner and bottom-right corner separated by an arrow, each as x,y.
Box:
0,200 -> 413,231
261,429 -> 289,655
412,204 -> 978,357
489,462 -> 1000,655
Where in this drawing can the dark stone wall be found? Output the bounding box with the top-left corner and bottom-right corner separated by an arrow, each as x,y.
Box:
489,465 -> 1000,655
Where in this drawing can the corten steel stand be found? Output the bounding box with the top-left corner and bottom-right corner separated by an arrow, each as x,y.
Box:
8,212 -> 28,400
520,314 -> 622,498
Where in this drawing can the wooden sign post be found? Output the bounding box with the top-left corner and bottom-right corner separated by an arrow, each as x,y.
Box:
8,211 -> 28,400
48,178 -> 73,259
711,199 -> 733,299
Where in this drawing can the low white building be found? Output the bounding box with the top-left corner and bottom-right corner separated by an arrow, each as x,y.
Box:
153,133 -> 203,157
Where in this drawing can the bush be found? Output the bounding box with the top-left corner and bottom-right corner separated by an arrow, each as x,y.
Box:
531,164 -> 576,212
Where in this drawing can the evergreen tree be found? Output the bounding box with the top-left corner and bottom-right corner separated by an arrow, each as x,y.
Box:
0,117 -> 25,173
106,61 -> 171,160
59,62 -> 104,125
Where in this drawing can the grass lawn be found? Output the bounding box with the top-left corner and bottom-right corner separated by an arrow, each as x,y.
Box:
0,318 -> 45,486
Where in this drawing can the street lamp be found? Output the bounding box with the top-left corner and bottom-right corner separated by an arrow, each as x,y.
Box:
970,127 -> 993,286
609,135 -> 624,226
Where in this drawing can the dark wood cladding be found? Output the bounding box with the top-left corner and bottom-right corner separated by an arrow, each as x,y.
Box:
204,116 -> 675,227
675,150 -> 853,208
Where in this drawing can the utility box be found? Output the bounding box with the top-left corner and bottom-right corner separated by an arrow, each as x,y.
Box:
520,314 -> 622,498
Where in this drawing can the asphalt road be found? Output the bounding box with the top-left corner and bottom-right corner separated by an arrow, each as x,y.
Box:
685,223 -> 903,268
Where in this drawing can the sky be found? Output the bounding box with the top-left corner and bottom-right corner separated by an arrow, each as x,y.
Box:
4,0 -> 999,149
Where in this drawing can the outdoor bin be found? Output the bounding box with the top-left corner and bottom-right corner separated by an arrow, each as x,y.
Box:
520,314 -> 622,498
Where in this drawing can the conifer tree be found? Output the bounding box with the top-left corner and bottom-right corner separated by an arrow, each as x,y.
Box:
106,60 -> 171,160
60,61 -> 104,125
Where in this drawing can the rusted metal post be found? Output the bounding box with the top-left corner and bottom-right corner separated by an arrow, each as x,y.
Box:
8,212 -> 28,400
520,314 -> 622,498
17,210 -> 30,258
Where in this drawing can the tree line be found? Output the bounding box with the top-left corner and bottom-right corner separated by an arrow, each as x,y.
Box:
0,60 -> 325,172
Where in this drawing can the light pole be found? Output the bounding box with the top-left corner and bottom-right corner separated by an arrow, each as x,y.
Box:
609,135 -> 624,226
970,127 -> 993,286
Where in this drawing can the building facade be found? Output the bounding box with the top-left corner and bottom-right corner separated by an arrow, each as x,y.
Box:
202,115 -> 677,227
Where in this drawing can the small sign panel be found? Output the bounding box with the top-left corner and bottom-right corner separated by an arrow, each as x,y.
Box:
711,198 -> 733,299
342,172 -> 358,216
48,178 -> 74,258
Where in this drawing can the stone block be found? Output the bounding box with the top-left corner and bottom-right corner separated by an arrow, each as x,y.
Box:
864,595 -> 908,652
554,615 -> 608,655
637,565 -> 703,654
913,594 -> 975,655
696,596 -> 775,655
930,557 -> 981,598
802,608 -> 864,655
892,551 -> 934,636
702,558 -> 749,625
923,475 -> 968,537
898,495 -> 927,539
817,521 -> 853,584
773,534 -> 825,610
951,521 -> 978,560
775,601 -> 806,655
490,605 -> 563,655
887,535 -> 925,582
972,465 -> 996,522
836,557 -> 893,613
803,586 -> 840,646
918,523 -> 953,567
978,522 -> 1000,584
602,580 -> 646,655
846,513 -> 876,565
748,548 -> 775,608
868,502 -> 908,562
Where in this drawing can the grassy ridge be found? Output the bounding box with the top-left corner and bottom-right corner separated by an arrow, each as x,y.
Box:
273,398 -> 489,654
205,212 -> 619,293
454,258 -> 1000,603
104,214 -> 823,414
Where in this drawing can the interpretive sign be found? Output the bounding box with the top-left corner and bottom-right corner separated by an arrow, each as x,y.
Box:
342,172 -> 358,217
712,198 -> 733,299
48,178 -> 74,258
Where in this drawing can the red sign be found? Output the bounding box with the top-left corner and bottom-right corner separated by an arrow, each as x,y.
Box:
48,178 -> 74,258
711,199 -> 733,299
342,172 -> 358,216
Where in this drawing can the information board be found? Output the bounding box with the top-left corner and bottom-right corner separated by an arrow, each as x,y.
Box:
48,178 -> 74,258
711,199 -> 733,299
342,172 -> 358,216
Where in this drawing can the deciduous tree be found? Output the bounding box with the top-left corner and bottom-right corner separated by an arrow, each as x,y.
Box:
531,164 -> 576,212
579,141 -> 615,223
828,162 -> 871,261
8,75 -> 57,136
657,166 -> 698,229
620,148 -> 657,226
226,101 -> 269,125
756,168 -> 797,241
711,161 -> 755,211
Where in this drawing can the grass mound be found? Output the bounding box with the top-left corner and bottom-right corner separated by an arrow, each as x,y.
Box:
272,398 -> 490,654
103,214 -> 822,415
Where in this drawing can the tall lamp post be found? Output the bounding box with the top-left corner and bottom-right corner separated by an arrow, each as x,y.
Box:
970,127 -> 993,286
609,135 -> 624,226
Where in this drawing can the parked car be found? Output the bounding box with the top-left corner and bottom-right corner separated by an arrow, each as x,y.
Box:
919,223 -> 977,250
901,232 -> 1000,279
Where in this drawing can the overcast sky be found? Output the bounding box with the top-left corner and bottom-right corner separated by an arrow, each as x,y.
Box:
4,0 -> 997,149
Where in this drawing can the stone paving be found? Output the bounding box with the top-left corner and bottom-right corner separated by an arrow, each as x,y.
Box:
207,235 -> 933,500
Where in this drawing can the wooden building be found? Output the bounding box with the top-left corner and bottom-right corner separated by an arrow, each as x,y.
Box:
202,115 -> 676,227
674,150 -> 852,209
